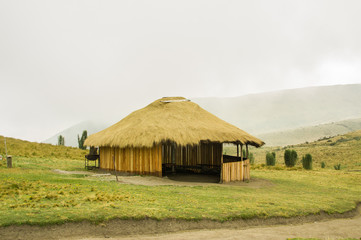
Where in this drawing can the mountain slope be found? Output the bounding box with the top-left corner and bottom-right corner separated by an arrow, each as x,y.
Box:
258,117 -> 361,146
193,84 -> 361,135
45,84 -> 361,147
43,120 -> 110,147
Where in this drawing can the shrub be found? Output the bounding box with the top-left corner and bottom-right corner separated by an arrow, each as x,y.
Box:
266,152 -> 276,166
334,164 -> 341,170
321,161 -> 326,168
249,153 -> 255,165
302,154 -> 313,170
284,149 -> 298,167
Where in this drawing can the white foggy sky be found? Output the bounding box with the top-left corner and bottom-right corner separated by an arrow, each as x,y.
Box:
1,0 -> 361,142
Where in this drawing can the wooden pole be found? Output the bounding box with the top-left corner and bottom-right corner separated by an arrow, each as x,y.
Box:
237,144 -> 239,158
246,144 -> 249,159
220,144 -> 224,183
240,145 -> 243,160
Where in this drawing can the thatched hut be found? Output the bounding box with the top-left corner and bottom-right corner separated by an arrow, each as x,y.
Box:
84,97 -> 264,182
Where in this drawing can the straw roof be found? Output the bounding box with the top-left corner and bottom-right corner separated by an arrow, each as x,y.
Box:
84,97 -> 264,148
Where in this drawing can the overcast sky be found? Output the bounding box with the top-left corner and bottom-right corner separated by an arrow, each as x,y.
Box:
1,0 -> 361,142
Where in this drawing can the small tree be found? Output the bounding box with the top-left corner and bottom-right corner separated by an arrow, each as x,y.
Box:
284,149 -> 297,167
58,135 -> 65,146
266,152 -> 276,166
302,154 -> 313,170
321,162 -> 326,168
77,130 -> 88,150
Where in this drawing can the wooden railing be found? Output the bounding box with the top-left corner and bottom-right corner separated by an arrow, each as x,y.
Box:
221,156 -> 250,182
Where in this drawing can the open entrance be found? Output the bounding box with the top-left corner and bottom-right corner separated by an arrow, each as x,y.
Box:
161,142 -> 250,183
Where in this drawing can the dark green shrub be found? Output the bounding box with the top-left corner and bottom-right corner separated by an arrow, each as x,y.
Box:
334,164 -> 341,170
284,149 -> 297,167
321,161 -> 326,168
266,152 -> 276,166
249,153 -> 255,165
302,154 -> 313,170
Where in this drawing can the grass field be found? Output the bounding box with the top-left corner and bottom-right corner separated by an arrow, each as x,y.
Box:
0,132 -> 361,227
0,155 -> 361,226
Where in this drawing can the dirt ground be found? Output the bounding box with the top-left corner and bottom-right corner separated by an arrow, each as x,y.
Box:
1,203 -> 360,240
78,215 -> 361,240
54,169 -> 273,188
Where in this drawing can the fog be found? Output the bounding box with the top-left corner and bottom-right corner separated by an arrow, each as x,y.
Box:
1,0 -> 360,142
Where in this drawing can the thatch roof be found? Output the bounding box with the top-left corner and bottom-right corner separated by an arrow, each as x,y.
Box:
84,97 -> 265,148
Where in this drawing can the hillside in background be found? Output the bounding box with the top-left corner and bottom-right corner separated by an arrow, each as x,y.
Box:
44,84 -> 361,147
249,129 -> 361,170
258,118 -> 361,146
1,135 -> 87,160
193,84 -> 361,135
43,120 -> 111,147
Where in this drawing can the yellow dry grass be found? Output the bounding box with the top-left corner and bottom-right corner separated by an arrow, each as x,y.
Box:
85,97 -> 264,148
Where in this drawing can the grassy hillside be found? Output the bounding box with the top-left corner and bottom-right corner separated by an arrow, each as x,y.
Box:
193,84 -> 361,135
0,136 -> 87,160
258,118 -> 361,146
247,130 -> 361,170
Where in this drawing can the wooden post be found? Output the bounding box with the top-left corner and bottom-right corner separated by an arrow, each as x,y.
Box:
236,144 -> 239,158
7,155 -> 12,168
240,145 -> 243,160
220,144 -> 223,183
246,144 -> 249,159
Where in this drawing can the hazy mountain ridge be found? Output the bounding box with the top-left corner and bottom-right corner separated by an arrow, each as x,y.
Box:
42,120 -> 111,147
44,84 -> 361,147
192,84 -> 361,134
258,118 -> 361,146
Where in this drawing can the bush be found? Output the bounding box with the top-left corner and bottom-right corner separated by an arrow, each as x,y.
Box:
334,164 -> 341,170
321,162 -> 326,168
266,152 -> 276,166
284,149 -> 298,167
302,154 -> 313,170
249,153 -> 255,165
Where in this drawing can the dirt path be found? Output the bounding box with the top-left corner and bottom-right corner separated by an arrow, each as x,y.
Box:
79,215 -> 361,240
1,204 -> 360,240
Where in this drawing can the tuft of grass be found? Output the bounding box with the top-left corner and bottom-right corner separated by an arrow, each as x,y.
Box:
334,163 -> 342,170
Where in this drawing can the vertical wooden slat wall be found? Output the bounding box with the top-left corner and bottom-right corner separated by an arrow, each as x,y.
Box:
221,159 -> 250,182
99,145 -> 162,177
161,142 -> 222,168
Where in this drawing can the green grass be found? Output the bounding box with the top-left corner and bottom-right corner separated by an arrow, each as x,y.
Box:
0,135 -> 87,160
0,156 -> 361,226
